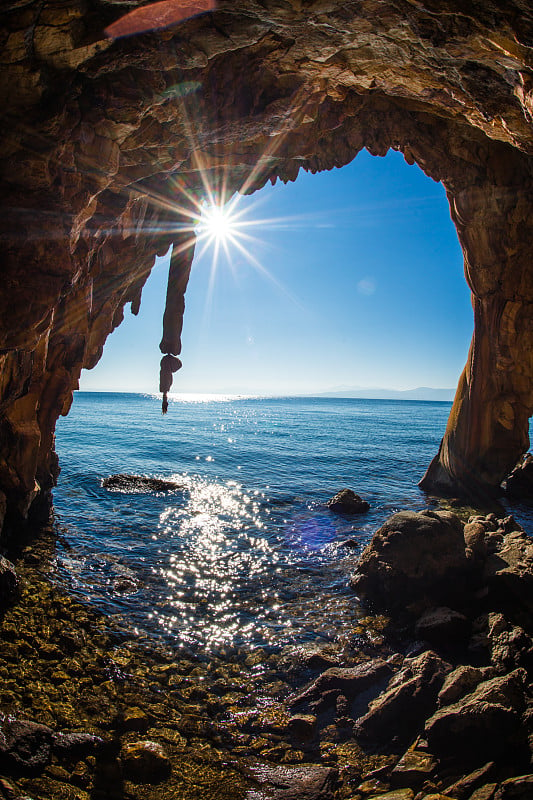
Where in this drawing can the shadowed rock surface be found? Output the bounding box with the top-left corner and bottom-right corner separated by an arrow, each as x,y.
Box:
1,1 -> 533,528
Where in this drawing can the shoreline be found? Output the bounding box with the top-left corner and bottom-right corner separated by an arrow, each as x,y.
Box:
0,504 -> 532,799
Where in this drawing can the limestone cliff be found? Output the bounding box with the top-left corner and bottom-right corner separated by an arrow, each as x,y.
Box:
1,0 -> 533,530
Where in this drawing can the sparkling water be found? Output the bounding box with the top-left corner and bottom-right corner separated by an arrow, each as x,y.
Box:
53,392 -> 532,655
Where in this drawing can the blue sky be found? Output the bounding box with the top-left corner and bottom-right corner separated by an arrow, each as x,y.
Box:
80,149 -> 473,395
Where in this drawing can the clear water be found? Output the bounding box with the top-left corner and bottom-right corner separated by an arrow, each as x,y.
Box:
53,392 -> 533,656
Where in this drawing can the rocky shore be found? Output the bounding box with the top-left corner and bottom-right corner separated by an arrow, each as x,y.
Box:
0,505 -> 532,800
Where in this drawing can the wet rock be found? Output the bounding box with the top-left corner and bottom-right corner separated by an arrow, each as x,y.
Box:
390,747 -> 437,787
327,489 -> 369,515
354,651 -> 451,750
495,774 -> 533,799
350,511 -> 473,613
121,740 -> 171,784
102,474 -> 183,492
0,719 -> 54,774
414,607 -> 470,647
0,557 -> 19,607
425,669 -> 528,764
366,790 -> 414,800
289,659 -> 392,710
246,763 -> 338,800
340,539 -> 359,549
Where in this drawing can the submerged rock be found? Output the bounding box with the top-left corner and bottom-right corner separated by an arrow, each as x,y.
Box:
121,740 -> 171,784
246,764 -> 338,800
0,719 -> 54,774
390,747 -> 437,788
327,489 -> 370,515
102,474 -> 183,492
350,510 -> 473,613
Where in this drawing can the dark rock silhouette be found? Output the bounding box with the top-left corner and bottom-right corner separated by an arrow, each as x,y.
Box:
102,475 -> 183,492
327,489 -> 370,515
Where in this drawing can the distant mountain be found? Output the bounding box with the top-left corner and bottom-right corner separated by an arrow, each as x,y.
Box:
315,386 -> 455,401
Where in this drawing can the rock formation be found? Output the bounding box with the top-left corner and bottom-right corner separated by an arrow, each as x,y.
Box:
1,0 -> 533,530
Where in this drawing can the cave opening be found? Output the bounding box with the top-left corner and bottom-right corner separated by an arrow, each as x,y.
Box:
77,149 -> 472,401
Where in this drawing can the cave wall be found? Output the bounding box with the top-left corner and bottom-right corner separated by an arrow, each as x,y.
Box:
1,0 -> 533,531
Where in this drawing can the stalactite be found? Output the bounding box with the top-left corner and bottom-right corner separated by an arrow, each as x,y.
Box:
159,232 -> 196,412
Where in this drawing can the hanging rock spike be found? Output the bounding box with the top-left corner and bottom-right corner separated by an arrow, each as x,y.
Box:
159,354 -> 182,414
159,232 -> 195,413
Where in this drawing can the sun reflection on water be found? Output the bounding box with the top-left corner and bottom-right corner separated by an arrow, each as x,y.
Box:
150,475 -> 290,649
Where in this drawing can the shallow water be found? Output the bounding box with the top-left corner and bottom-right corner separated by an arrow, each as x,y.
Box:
53,393 -> 533,655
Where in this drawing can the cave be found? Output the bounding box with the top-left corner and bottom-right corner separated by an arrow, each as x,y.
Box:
3,4 -> 533,798
1,0 -> 533,533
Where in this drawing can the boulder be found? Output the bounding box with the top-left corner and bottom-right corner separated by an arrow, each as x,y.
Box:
437,665 -> 489,707
52,731 -> 105,759
425,669 -> 527,764
121,740 -> 171,784
289,659 -> 392,711
415,607 -> 470,647
482,530 -> 533,618
350,511 -> 473,613
327,489 -> 369,514
0,719 -> 54,774
354,651 -> 451,750
246,764 -> 338,800
443,762 -> 496,800
390,747 -> 437,788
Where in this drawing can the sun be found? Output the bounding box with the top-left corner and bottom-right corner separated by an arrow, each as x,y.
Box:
197,202 -> 238,245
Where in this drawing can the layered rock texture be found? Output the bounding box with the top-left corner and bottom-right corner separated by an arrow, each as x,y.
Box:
2,0 -> 533,527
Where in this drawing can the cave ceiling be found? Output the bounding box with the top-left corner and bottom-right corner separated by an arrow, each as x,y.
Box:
1,0 -> 533,526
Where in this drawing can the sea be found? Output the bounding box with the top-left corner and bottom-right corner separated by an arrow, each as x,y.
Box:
52,392 -> 533,658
